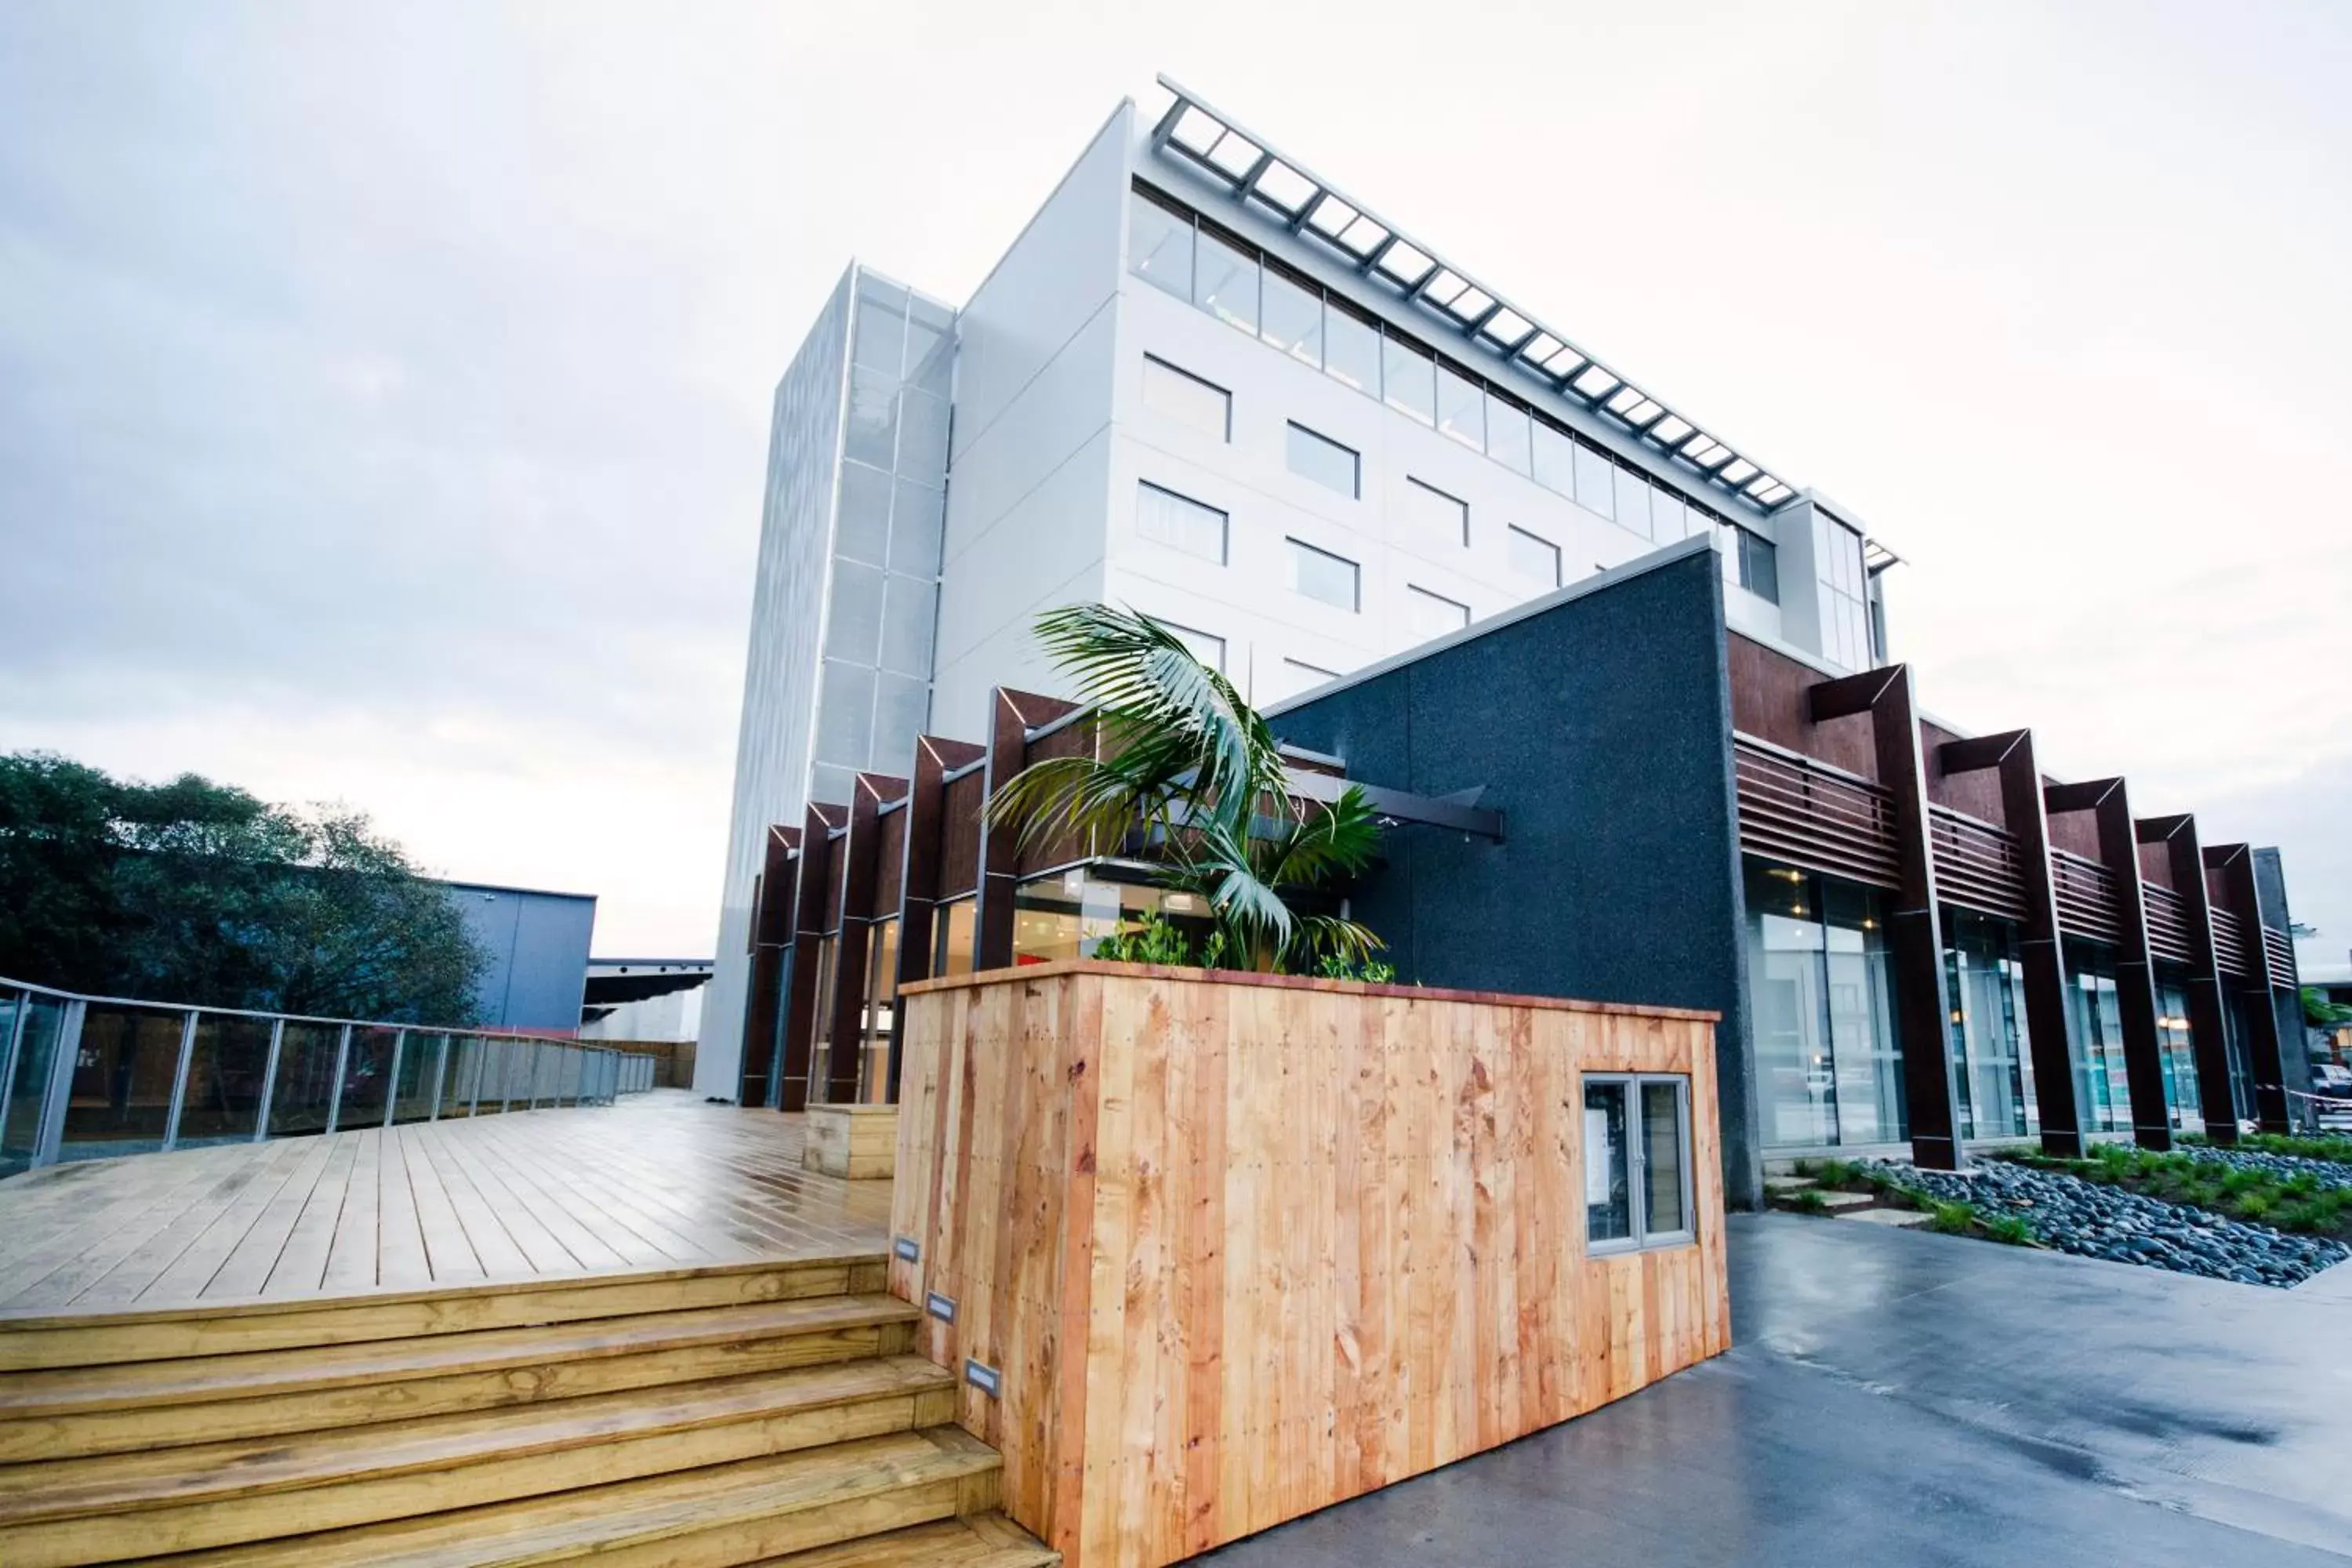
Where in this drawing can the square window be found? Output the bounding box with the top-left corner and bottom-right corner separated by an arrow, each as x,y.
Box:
1260,263 -> 1324,369
1290,539 -> 1359,611
1142,356 -> 1231,441
1129,192 -> 1194,300
1287,423 -> 1359,499
1508,525 -> 1561,587
1587,1073 -> 1694,1250
1137,481 -> 1229,564
1195,227 -> 1259,336
1402,477 -> 1468,549
1406,586 -> 1470,641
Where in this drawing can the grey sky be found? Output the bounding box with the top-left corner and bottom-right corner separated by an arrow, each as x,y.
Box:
2,2 -> 2346,967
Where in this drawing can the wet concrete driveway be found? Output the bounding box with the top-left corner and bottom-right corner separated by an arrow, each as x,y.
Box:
1192,1213 -> 2352,1565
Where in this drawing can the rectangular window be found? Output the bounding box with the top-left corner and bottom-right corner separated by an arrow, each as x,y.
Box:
1324,296 -> 1381,395
1585,1074 -> 1693,1250
1141,356 -> 1230,441
1260,261 -> 1323,368
1573,442 -> 1616,520
1279,657 -> 1339,698
1738,530 -> 1780,604
1194,224 -> 1258,336
1290,539 -> 1359,611
1485,394 -> 1532,476
1155,619 -> 1225,672
1287,423 -> 1360,499
1403,477 -> 1468,549
1436,361 -> 1484,449
1406,585 -> 1470,640
1650,487 -> 1687,542
1127,192 -> 1193,301
1136,481 -> 1229,564
1507,525 -> 1561,587
1382,336 -> 1435,424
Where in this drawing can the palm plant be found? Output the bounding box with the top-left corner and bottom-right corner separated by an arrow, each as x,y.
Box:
984,604 -> 1384,973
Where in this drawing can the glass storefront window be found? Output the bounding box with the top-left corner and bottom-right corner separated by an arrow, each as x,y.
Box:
807,936 -> 840,1102
934,898 -> 978,977
858,919 -> 900,1105
1012,871 -> 1217,964
1745,862 -> 1907,1149
1944,910 -> 2038,1141
2154,975 -> 2203,1133
2063,944 -> 2132,1134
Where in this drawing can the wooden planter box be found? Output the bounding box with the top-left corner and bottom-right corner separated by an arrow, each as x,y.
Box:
890,960 -> 1727,1568
801,1102 -> 898,1179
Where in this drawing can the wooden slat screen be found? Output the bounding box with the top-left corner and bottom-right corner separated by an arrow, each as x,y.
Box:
2212,909 -> 2250,978
1927,805 -> 2027,921
1732,735 -> 1900,890
2264,925 -> 2299,985
2051,851 -> 2121,947
2142,884 -> 2194,966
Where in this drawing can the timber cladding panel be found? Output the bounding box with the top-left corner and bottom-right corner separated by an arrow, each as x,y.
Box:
891,959 -> 1729,1568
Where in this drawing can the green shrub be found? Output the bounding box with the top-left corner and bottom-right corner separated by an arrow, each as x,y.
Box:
1785,1189 -> 1828,1214
1982,1214 -> 2037,1246
1926,1200 -> 1977,1235
2234,1193 -> 2272,1220
1813,1158 -> 1860,1188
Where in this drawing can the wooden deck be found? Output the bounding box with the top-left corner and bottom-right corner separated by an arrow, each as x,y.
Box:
0,1091 -> 891,1316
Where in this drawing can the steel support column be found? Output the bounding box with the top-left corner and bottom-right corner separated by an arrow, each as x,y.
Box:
891,735 -> 986,1102
823,774 -> 908,1106
1809,664 -> 1962,1170
2208,843 -> 2293,1133
1939,730 -> 2084,1156
2046,780 -> 2175,1149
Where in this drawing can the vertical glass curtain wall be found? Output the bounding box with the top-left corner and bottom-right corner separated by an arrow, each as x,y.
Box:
1944,910 -> 2038,1141
0,975 -> 657,1178
1127,183 -> 1782,603
2063,944 -> 2136,1135
1744,861 -> 1906,1149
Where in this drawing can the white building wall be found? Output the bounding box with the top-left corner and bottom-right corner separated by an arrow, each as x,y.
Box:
929,104 -> 1134,739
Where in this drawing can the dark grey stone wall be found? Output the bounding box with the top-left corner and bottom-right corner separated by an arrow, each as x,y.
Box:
1269,540 -> 1762,1208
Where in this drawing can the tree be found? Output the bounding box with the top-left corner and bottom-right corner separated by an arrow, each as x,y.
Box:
2303,987 -> 2352,1029
984,604 -> 1383,972
0,752 -> 488,1023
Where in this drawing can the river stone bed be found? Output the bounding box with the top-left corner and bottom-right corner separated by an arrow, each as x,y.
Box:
2178,1144 -> 2352,1192
1855,1158 -> 2350,1287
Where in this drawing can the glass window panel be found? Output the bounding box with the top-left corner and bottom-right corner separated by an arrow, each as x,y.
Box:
1573,443 -> 1616,519
336,1026 -> 397,1127
887,479 -> 945,577
2,994 -> 69,1175
880,574 -> 938,676
1508,525 -> 1562,587
1532,422 -> 1577,499
1324,298 -> 1381,395
810,762 -> 857,808
1584,1080 -> 1632,1244
1157,620 -> 1225,672
58,1006 -> 183,1159
1013,871 -> 1220,966
269,1022 -> 345,1136
1137,481 -> 1229,563
1141,357 -> 1230,441
1741,532 -> 1780,604
1824,878 -> 1904,1145
173,1014 -> 274,1145
1436,363 -> 1484,449
904,311 -> 953,398
825,558 -> 885,664
1407,586 -> 1471,641
390,1033 -> 441,1125
1651,488 -> 1688,542
835,462 -> 891,566
447,1036 -> 483,1115
1402,478 -> 1468,549
852,292 -> 906,376
843,367 -> 899,469
1642,1082 -> 1688,1236
1286,423 -> 1359,499
815,659 -> 877,768
1382,336 -> 1435,424
1279,658 -> 1338,699
1290,539 -> 1359,611
874,670 -> 930,758
1745,862 -> 1839,1147
1260,266 -> 1323,368
1128,194 -> 1194,300
1485,395 -> 1532,475
1195,227 -> 1259,335
858,919 -> 900,1104
934,898 -> 978,977
896,389 -> 950,479
1614,466 -> 1653,539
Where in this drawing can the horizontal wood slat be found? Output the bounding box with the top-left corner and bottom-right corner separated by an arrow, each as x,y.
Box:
1732,735 -> 1900,891
2263,925 -> 2298,985
2142,884 -> 2195,967
2050,851 -> 2122,948
2212,910 -> 2250,979
1927,805 -> 2027,921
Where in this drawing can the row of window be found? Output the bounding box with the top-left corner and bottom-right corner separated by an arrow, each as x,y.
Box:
1129,183 -> 1778,588
1140,351 -> 1777,604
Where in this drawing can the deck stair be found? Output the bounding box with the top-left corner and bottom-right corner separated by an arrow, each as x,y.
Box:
0,1256 -> 1052,1567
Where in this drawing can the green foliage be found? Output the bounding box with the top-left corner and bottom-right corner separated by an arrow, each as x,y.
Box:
987,604 -> 1385,973
1981,1213 -> 2038,1246
2234,1193 -> 2272,1220
1314,950 -> 1397,985
1090,913 -> 1198,967
1995,1141 -> 2352,1240
0,751 -> 487,1024
1812,1158 -> 1860,1187
2303,986 -> 2352,1028
1926,1199 -> 1979,1235
1784,1189 -> 1828,1214
2241,1131 -> 2352,1164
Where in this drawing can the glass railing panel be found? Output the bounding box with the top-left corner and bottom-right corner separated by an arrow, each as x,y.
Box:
447,1036 -> 483,1116
270,1022 -> 343,1137
1,992 -> 64,1177
390,1033 -> 440,1124
336,1025 -> 398,1128
58,1004 -> 186,1161
559,1046 -> 581,1106
173,1014 -> 274,1147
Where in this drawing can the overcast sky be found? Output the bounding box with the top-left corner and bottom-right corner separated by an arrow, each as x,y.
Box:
2,2 -> 2346,969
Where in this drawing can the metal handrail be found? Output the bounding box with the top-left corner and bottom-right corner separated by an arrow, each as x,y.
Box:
0,973 -> 659,1178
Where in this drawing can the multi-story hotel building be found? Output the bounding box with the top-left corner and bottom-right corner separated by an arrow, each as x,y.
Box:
702,82 -> 2308,1204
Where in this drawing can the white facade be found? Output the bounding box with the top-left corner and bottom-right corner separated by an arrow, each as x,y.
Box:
702,91 -> 1886,1098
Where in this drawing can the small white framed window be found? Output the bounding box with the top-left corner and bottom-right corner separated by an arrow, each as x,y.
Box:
1507,525 -> 1562,587
1142,356 -> 1230,441
1136,481 -> 1229,564
1153,619 -> 1225,673
1584,1073 -> 1694,1252
1406,585 -> 1469,641
1403,477 -> 1468,549
1286,422 -> 1360,499
1290,539 -> 1359,611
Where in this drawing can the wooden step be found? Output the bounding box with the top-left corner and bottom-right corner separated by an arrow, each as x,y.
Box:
0,1254 -> 887,1373
154,1425 -> 1003,1568
751,1511 -> 1058,1566
0,1358 -> 956,1567
0,1294 -> 920,1461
